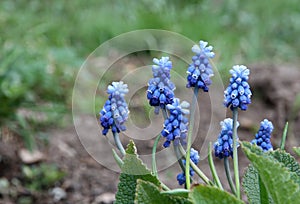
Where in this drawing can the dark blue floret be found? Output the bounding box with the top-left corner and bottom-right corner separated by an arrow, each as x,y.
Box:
251,119 -> 273,151
161,98 -> 190,148
224,65 -> 252,111
186,40 -> 215,91
176,148 -> 200,185
214,118 -> 240,159
99,81 -> 129,135
177,172 -> 186,185
147,57 -> 175,112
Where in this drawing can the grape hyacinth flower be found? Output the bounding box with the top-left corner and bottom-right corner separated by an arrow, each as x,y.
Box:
251,119 -> 274,151
214,118 -> 240,159
161,98 -> 190,148
99,81 -> 129,136
186,40 -> 215,92
177,148 -> 200,185
147,57 -> 175,114
224,65 -> 252,111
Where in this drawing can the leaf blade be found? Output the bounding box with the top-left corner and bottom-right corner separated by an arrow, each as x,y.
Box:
189,185 -> 244,204
242,142 -> 300,204
135,180 -> 192,204
115,140 -> 160,204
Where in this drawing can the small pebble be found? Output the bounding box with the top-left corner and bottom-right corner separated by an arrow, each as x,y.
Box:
51,187 -> 67,202
92,192 -> 115,204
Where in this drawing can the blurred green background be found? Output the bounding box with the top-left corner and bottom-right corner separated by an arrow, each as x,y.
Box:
1,0 -> 299,148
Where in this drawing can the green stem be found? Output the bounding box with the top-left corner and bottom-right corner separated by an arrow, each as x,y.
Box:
161,182 -> 171,191
113,132 -> 126,156
179,145 -> 210,185
232,107 -> 240,199
224,157 -> 236,195
258,175 -> 269,204
174,143 -> 187,176
152,134 -> 161,176
280,122 -> 289,150
112,149 -> 124,168
185,87 -> 199,189
162,107 -> 168,120
208,142 -> 223,190
151,107 -> 168,176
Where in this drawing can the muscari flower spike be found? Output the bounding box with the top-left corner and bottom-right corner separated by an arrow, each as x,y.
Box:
147,57 -> 175,114
161,98 -> 190,148
224,65 -> 252,111
177,148 -> 200,185
214,118 -> 240,159
186,40 -> 215,91
99,81 -> 129,135
251,119 -> 273,152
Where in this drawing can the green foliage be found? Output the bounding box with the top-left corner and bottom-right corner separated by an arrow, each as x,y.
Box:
135,180 -> 191,204
243,149 -> 300,203
189,185 -> 244,204
114,140 -> 300,203
243,165 -> 260,204
243,165 -> 272,204
115,141 -> 160,204
161,189 -> 189,198
241,142 -> 300,204
293,147 -> 300,157
270,149 -> 300,185
21,163 -> 65,191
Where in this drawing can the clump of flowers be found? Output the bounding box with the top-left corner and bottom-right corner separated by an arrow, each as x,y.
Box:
214,118 -> 240,159
186,40 -> 215,92
224,65 -> 252,111
251,119 -> 274,151
161,98 -> 190,148
97,39 -> 295,204
177,148 -> 200,185
99,81 -> 129,135
147,57 -> 175,114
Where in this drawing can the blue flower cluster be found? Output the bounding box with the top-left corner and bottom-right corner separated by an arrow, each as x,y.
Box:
177,148 -> 200,185
147,57 -> 175,113
251,119 -> 273,151
161,98 -> 190,148
99,81 -> 129,135
214,118 -> 240,159
186,40 -> 215,92
224,65 -> 252,111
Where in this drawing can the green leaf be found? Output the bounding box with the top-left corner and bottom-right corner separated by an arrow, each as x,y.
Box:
125,140 -> 136,155
161,189 -> 189,198
270,149 -> 300,186
293,147 -> 300,157
242,165 -> 260,204
189,185 -> 244,204
280,122 -> 288,150
241,142 -> 300,204
115,140 -> 161,204
135,180 -> 192,204
243,165 -> 272,204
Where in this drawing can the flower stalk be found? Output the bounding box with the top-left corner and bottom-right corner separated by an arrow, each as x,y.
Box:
224,157 -> 236,195
179,144 -> 210,185
152,108 -> 168,176
152,134 -> 161,176
174,144 -> 186,177
208,142 -> 223,190
113,132 -> 126,156
185,86 -> 199,189
232,107 -> 240,198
